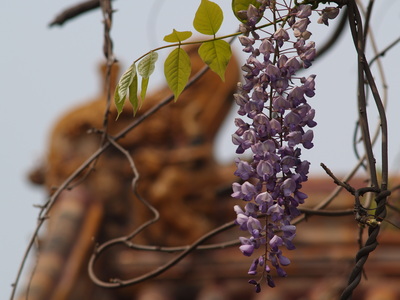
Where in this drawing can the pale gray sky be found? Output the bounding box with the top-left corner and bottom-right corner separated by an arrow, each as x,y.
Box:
1,1 -> 399,298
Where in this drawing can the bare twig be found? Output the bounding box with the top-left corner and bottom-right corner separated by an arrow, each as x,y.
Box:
362,0 -> 374,48
347,0 -> 378,189
49,0 -> 104,27
88,219 -> 237,288
24,238 -> 39,300
369,36 -> 400,66
352,0 -> 391,209
106,136 -> 160,241
320,163 -> 356,195
99,0 -> 116,144
299,207 -> 353,216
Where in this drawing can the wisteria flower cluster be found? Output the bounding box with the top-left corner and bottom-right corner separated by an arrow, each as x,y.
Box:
231,1 -> 339,292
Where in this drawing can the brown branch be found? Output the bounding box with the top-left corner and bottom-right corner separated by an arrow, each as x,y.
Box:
85,202 -> 362,289
340,2 -> 389,298
369,36 -> 400,66
99,0 -> 116,145
106,136 -> 160,241
291,155 -> 364,228
300,207 -> 354,217
347,0 -> 378,189
88,220 -> 237,288
49,0 -> 108,27
320,163 -> 356,195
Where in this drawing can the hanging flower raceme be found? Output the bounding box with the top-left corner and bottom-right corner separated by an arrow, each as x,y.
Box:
232,1 -> 340,292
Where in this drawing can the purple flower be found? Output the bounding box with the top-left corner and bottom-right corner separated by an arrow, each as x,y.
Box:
302,129 -> 314,149
269,119 -> 282,135
275,266 -> 287,277
276,253 -> 290,266
234,118 -> 249,135
281,225 -> 296,239
284,57 -> 301,76
269,235 -> 283,252
286,131 -> 302,147
281,155 -> 298,173
295,41 -> 316,68
301,75 -> 316,97
294,190 -> 308,203
253,114 -> 271,137
273,27 -> 289,47
248,279 -> 262,293
296,5 -> 312,18
266,275 -> 276,287
244,202 -> 258,215
246,4 -> 262,26
265,64 -> 280,84
273,95 -> 290,113
267,203 -> 284,221
288,86 -> 305,107
318,7 -> 340,26
235,211 -> 249,231
248,258 -> 259,275
259,39 -> 275,60
292,18 -> 310,33
234,158 -> 254,180
240,244 -> 255,256
281,178 -> 296,196
255,192 -> 272,213
242,129 -> 258,148
256,160 -> 274,180
247,216 -> 262,234
232,181 -> 258,201
284,111 -> 302,130
238,35 -> 255,53
231,1 -> 328,291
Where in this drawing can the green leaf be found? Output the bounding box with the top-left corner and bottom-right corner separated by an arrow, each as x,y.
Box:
193,0 -> 223,35
114,63 -> 136,119
137,51 -> 158,102
163,29 -> 193,43
114,86 -> 124,119
198,40 -> 231,81
164,47 -> 191,101
138,51 -> 158,78
232,0 -> 261,23
140,77 -> 149,102
117,63 -> 136,100
129,73 -> 139,115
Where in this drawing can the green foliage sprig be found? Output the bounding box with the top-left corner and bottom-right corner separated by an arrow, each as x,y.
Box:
114,0 -> 233,118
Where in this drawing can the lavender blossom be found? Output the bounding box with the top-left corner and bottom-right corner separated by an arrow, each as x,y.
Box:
232,2 -> 341,292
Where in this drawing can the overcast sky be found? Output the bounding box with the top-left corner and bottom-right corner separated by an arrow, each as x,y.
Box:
1,1 -> 400,298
